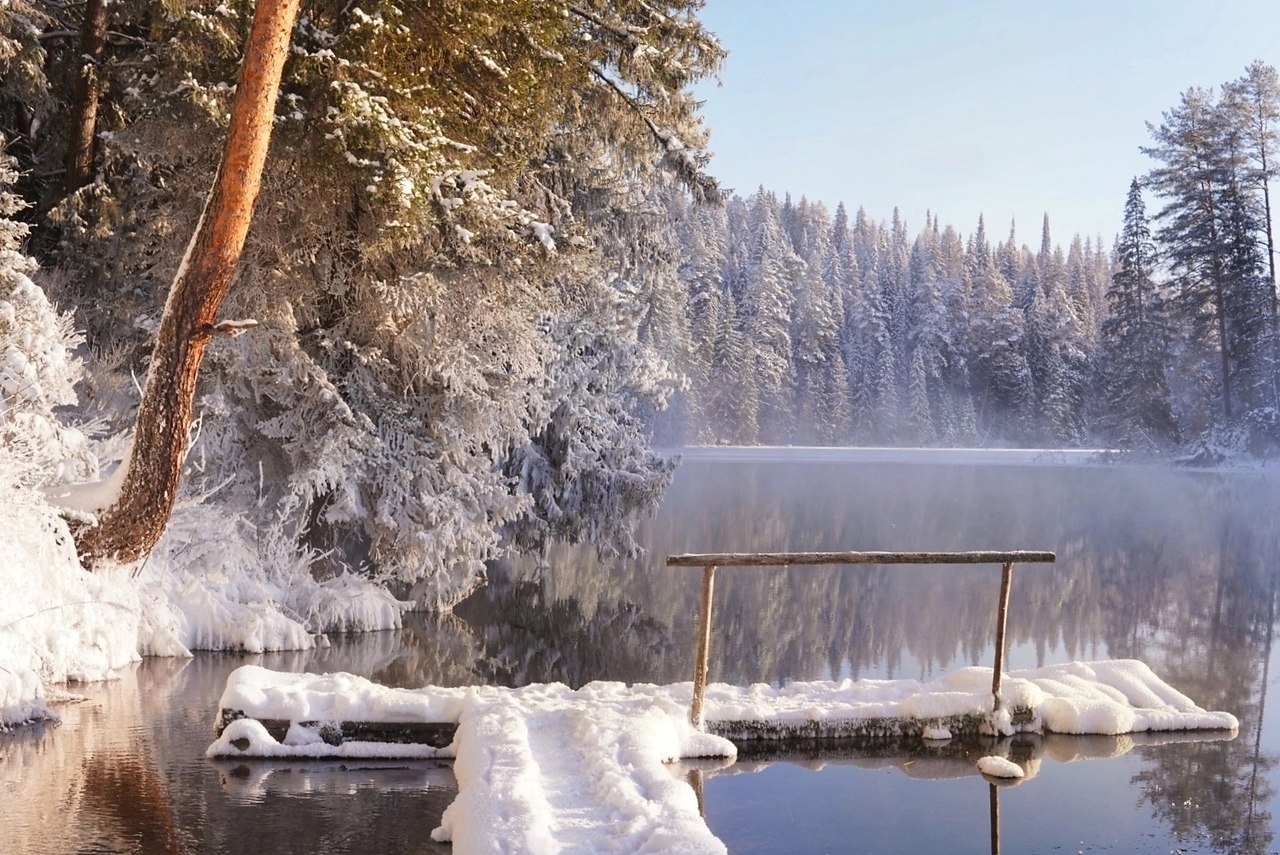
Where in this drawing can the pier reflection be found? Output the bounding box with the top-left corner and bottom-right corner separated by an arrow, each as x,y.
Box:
462,460 -> 1280,853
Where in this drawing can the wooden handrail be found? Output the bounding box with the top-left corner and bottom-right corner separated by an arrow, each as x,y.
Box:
667,550 -> 1056,729
668,551 -> 1056,567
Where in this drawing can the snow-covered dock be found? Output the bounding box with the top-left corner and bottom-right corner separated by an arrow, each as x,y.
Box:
209,661 -> 1237,855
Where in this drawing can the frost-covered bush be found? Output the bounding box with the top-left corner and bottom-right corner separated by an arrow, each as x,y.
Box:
141,497 -> 410,654
0,149 -> 96,486
0,138 -> 141,727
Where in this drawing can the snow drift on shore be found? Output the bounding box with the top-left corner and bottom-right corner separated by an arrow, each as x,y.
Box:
0,488 -> 409,727
0,258 -> 407,727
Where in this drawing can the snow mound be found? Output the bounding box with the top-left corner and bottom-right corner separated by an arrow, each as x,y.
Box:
141,501 -> 410,654
212,671 -> 734,855
210,661 -> 1234,855
977,755 -> 1024,778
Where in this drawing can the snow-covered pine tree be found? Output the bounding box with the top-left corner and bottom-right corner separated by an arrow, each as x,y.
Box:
1099,179 -> 1179,449
906,216 -> 949,442
934,223 -> 978,440
739,190 -> 796,443
966,215 -> 1034,441
676,194 -> 730,439
1145,87 -> 1243,426
788,200 -> 845,443
702,292 -> 759,444
0,0 -> 50,188
1223,62 -> 1280,320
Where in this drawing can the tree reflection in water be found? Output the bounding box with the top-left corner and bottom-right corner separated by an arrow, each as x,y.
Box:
81,752 -> 185,854
4,460 -> 1278,854
452,460 -> 1280,852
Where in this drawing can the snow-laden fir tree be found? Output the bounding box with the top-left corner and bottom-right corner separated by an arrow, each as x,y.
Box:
738,189 -> 797,442
1145,80 -> 1278,445
966,216 -> 1034,440
1099,179 -> 1179,449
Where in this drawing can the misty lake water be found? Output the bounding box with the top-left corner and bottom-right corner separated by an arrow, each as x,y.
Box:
4,452 -> 1280,854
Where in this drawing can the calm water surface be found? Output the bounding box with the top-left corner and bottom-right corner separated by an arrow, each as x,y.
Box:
3,456 -> 1279,854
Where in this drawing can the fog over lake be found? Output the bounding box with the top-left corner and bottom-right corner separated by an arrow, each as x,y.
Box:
5,454 -> 1279,854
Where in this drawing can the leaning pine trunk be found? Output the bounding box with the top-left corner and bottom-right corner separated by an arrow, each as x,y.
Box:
75,0 -> 302,567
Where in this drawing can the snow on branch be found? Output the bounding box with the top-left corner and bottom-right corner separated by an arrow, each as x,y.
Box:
196,318 -> 260,341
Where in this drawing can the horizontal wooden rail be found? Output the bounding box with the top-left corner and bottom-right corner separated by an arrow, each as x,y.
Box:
667,551 -> 1056,568
669,550 -> 1056,730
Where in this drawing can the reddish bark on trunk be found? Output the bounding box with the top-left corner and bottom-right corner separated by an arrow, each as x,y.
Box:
75,0 -> 303,567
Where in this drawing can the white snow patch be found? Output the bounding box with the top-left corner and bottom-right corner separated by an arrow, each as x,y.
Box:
977,755 -> 1024,778
43,440 -> 131,514
0,485 -> 141,728
210,662 -> 1234,855
922,725 -> 952,740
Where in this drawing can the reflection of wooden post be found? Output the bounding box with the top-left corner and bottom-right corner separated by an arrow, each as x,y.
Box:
991,562 -> 1013,712
690,565 -> 717,728
989,782 -> 1001,855
688,767 -> 706,818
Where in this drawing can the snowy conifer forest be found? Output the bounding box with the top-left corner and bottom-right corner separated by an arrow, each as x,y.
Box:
661,64 -> 1280,454
0,2 -> 1278,720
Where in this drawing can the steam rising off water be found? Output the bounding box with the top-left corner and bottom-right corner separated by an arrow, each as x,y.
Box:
3,455 -> 1278,854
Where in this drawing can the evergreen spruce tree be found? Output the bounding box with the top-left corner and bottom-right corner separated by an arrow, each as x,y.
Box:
1100,179 -> 1179,449
739,190 -> 796,442
966,215 -> 1034,440
1145,87 -> 1242,425
789,201 -> 843,443
703,293 -> 758,444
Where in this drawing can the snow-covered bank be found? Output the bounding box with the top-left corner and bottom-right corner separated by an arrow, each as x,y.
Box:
207,661 -> 1236,855
0,489 -> 408,727
0,508 -> 408,727
0,246 -> 407,726
0,262 -> 140,728
0,489 -> 140,728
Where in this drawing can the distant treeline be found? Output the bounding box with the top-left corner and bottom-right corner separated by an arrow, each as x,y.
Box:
651,61 -> 1280,456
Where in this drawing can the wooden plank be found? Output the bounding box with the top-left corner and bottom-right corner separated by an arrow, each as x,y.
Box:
667,550 -> 1055,567
217,709 -> 457,747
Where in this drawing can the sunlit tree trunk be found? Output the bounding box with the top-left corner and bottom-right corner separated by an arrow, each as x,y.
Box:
75,0 -> 302,567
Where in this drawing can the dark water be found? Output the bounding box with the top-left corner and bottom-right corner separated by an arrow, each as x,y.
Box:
3,457 -> 1279,854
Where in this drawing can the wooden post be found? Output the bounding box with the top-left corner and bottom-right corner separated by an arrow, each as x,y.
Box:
991,561 -> 1014,712
666,551 -> 1054,726
690,565 -> 717,729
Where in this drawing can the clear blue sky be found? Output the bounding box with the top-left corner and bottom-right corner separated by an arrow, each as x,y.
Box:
693,0 -> 1280,248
